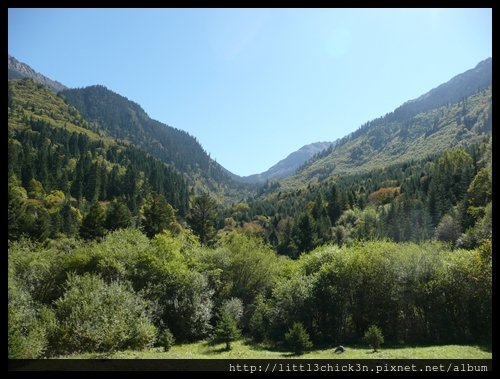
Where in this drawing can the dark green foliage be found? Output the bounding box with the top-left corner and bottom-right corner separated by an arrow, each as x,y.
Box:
7,229 -> 491,357
211,310 -> 241,351
6,60 -> 492,358
105,199 -> 132,231
285,322 -> 313,355
8,177 -> 28,241
80,202 -> 106,240
53,273 -> 157,353
327,183 -> 344,224
158,328 -> 175,352
142,193 -> 177,238
248,295 -> 272,342
60,202 -> 79,236
234,138 -> 491,254
8,79 -> 189,242
59,84 -> 249,201
188,193 -> 217,245
294,213 -> 315,254
364,325 -> 384,352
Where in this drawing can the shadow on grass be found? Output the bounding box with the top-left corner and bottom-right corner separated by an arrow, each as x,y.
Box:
200,340 -> 233,355
207,346 -> 231,354
479,344 -> 492,353
281,352 -> 308,358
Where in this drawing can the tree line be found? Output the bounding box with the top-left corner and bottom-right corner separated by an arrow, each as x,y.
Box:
9,229 -> 491,358
221,138 -> 491,257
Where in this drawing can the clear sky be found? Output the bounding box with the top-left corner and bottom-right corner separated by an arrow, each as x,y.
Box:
8,8 -> 492,176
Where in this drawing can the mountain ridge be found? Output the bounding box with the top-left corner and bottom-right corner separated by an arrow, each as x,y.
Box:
238,141 -> 335,184
274,57 -> 492,193
58,84 -> 253,203
8,55 -> 67,93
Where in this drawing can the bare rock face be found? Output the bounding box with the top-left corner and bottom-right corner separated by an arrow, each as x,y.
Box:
8,55 -> 67,93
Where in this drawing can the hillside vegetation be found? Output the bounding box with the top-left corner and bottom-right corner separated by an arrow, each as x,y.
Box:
59,85 -> 253,202
9,230 -> 491,358
8,58 -> 492,360
280,58 -> 491,190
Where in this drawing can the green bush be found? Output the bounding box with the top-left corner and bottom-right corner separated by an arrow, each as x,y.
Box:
8,278 -> 56,358
158,328 -> 175,352
364,325 -> 384,352
131,319 -> 158,351
285,322 -> 312,355
53,273 -> 156,354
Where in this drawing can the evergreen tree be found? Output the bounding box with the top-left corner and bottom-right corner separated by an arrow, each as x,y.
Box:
60,202 -> 79,237
8,178 -> 27,241
187,193 -> 217,246
284,322 -> 312,355
327,184 -> 344,225
105,199 -> 132,231
211,310 -> 240,351
142,193 -> 177,238
29,207 -> 51,242
294,213 -> 315,254
80,202 -> 106,240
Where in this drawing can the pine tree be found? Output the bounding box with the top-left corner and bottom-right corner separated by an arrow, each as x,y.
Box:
30,207 -> 51,242
80,201 -> 106,240
285,322 -> 312,355
211,310 -> 240,351
105,199 -> 132,231
187,193 -> 217,246
60,202 -> 79,237
295,213 -> 315,253
142,193 -> 177,238
327,184 -> 343,225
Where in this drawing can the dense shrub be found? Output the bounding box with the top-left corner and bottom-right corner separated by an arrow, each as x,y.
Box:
7,227 -> 491,355
53,273 -> 157,353
8,279 -> 56,358
158,328 -> 175,352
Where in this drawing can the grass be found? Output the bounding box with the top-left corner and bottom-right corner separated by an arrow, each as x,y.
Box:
59,340 -> 492,359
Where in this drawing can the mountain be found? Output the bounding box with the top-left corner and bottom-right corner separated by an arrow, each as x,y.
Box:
58,85 -> 251,202
8,55 -> 67,93
275,58 -> 492,192
240,141 -> 335,184
8,78 -> 189,218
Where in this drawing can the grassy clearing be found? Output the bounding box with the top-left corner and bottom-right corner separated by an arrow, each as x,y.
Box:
59,340 -> 491,359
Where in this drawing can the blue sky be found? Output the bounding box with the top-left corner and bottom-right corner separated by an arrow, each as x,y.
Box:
8,8 -> 492,176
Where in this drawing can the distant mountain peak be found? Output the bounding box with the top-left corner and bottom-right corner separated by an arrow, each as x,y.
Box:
8,54 -> 67,93
239,141 -> 335,184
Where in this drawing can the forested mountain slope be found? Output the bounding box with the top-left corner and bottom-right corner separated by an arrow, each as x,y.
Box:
8,78 -> 189,240
59,85 -> 251,202
279,58 -> 492,191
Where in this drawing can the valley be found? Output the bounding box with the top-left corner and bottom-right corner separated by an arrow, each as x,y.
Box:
8,54 -> 492,361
